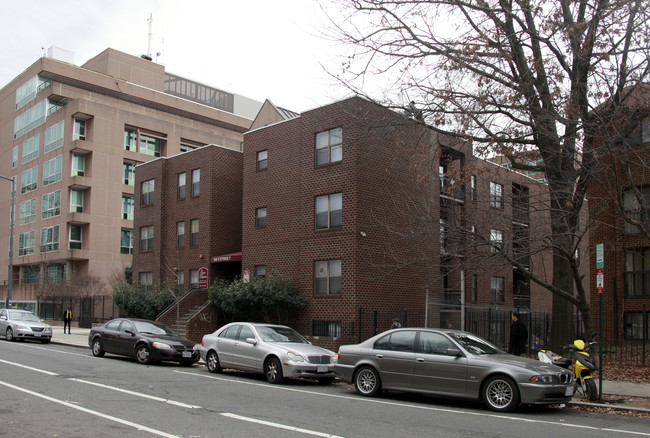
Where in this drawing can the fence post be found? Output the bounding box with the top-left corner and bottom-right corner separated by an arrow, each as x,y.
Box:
643,303 -> 647,367
402,310 -> 408,328
373,310 -> 378,335
358,308 -> 363,343
488,308 -> 492,344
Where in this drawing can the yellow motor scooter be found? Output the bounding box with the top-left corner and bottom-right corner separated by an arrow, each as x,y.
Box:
566,334 -> 598,401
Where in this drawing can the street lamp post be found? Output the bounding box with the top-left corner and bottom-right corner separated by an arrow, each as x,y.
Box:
1,175 -> 15,309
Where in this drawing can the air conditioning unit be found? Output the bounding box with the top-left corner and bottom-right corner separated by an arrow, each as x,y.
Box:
76,171 -> 84,177
75,206 -> 83,213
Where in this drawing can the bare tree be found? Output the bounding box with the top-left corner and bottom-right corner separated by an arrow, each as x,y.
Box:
323,0 -> 650,345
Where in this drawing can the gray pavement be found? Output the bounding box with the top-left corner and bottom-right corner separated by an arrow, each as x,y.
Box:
48,325 -> 650,404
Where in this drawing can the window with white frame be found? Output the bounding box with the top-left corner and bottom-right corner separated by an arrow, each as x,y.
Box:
19,198 -> 36,225
121,195 -> 134,220
256,207 -> 267,227
12,146 -> 18,169
257,150 -> 268,170
139,272 -> 153,291
490,229 -> 503,253
490,182 -> 503,208
180,144 -> 195,153
73,118 -> 86,140
14,99 -> 46,138
72,154 -> 85,176
178,172 -> 186,199
124,128 -> 137,151
120,229 -> 133,255
139,133 -> 162,157
18,231 -> 35,256
43,155 -> 62,186
190,269 -> 199,289
42,190 -> 61,219
315,128 -> 342,166
123,161 -> 135,185
44,121 -> 64,153
22,134 -> 39,164
140,225 -> 154,252
315,193 -> 342,229
40,225 -> 59,253
70,190 -> 83,213
255,265 -> 267,278
141,179 -> 154,206
177,221 -> 185,248
20,166 -> 37,194
191,169 -> 200,197
69,225 -> 82,249
490,276 -> 505,303
190,219 -> 199,246
314,259 -> 342,295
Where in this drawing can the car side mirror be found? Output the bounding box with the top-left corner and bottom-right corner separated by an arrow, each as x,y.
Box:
245,337 -> 257,345
0,316 -> 6,321
447,348 -> 462,357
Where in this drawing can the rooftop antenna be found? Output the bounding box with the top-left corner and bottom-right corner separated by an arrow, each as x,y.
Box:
147,13 -> 153,58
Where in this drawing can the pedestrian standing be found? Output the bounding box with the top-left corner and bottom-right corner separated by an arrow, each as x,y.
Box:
390,318 -> 402,329
509,312 -> 528,356
63,306 -> 73,334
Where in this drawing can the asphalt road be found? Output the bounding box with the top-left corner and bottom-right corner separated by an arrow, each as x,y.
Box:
1,341 -> 650,438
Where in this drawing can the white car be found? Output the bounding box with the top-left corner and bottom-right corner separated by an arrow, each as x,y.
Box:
0,309 -> 52,344
199,322 -> 337,384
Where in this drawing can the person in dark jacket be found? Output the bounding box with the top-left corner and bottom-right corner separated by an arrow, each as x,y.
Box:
63,306 -> 73,334
509,312 -> 528,355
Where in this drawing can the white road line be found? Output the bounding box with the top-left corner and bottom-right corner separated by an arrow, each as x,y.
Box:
69,378 -> 202,409
0,358 -> 59,376
0,380 -> 180,438
222,412 -> 345,438
176,370 -> 650,437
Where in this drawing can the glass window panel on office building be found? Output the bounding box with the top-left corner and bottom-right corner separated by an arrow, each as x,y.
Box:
73,119 -> 86,140
19,231 -> 35,256
121,195 -> 134,220
42,190 -> 61,219
139,134 -> 161,156
22,134 -> 39,164
21,166 -> 38,194
40,225 -> 59,253
13,146 -> 18,168
72,154 -> 85,176
124,128 -> 137,151
123,161 -> 135,185
70,190 -> 83,213
69,225 -> 82,249
43,155 -> 62,186
14,99 -> 46,138
19,198 -> 37,225
120,229 -> 133,255
44,121 -> 64,153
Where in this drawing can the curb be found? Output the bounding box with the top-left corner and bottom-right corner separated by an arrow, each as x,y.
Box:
568,399 -> 650,414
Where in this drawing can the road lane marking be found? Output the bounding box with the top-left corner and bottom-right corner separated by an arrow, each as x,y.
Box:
0,358 -> 59,376
0,380 -> 180,438
69,378 -> 202,409
222,412 -> 344,438
176,370 -> 650,437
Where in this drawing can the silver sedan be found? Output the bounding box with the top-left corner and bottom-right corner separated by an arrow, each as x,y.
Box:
199,322 -> 337,384
334,328 -> 574,412
0,309 -> 52,344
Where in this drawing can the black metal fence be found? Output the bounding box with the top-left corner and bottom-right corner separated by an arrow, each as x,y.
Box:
36,295 -> 117,328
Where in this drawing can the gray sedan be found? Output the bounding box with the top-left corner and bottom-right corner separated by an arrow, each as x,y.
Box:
0,309 -> 52,344
334,328 -> 574,412
199,323 -> 337,384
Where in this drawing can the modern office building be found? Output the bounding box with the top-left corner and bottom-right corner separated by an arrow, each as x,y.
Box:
0,48 -> 259,318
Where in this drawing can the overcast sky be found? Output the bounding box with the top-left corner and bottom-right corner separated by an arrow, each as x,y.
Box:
0,0 -> 350,113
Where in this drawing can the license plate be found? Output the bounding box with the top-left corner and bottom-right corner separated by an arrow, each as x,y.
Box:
317,366 -> 328,373
35,333 -> 41,337
182,351 -> 192,358
565,386 -> 575,396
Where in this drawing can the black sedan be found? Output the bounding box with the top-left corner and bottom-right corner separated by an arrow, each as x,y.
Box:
88,318 -> 199,366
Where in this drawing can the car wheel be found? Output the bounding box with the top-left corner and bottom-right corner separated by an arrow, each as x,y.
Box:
92,338 -> 105,357
483,375 -> 520,412
317,377 -> 335,385
6,327 -> 14,342
206,350 -> 222,373
135,344 -> 152,365
585,378 -> 598,401
264,357 -> 284,384
40,338 -> 51,344
354,366 -> 382,397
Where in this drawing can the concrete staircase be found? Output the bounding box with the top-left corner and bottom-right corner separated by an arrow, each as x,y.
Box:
168,304 -> 205,338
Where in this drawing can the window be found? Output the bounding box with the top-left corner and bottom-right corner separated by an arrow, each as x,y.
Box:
315,193 -> 342,229
312,321 -> 342,337
42,190 -> 61,218
419,331 -> 453,355
190,219 -> 199,246
177,172 -> 186,199
72,154 -> 85,176
470,175 -> 476,201
643,117 -> 650,144
255,265 -> 266,278
16,76 -> 42,110
19,198 -> 36,225
256,207 -> 267,227
315,260 -> 342,295
374,331 -> 416,352
257,150 -> 268,170
22,134 -> 39,164
73,119 -> 86,140
43,155 -> 62,186
20,166 -> 38,194
139,133 -> 161,157
124,128 -> 137,151
139,272 -> 153,292
12,146 -> 18,169
69,225 -> 82,249
23,266 -> 39,284
315,127 -> 342,166
624,312 -> 650,340
121,195 -> 134,220
177,222 -> 185,248
44,121 -> 64,153
18,231 -> 35,256
180,144 -> 195,153
440,219 -> 447,253
190,269 -> 199,289
70,190 -> 83,213
624,248 -> 650,296
490,229 -> 503,253
121,229 -> 133,255
191,169 -> 200,197
140,225 -> 154,252
141,179 -> 154,206
177,271 -> 184,294
46,264 -> 65,284
14,99 -> 46,138
40,225 -> 60,253
490,276 -> 505,303
123,161 -> 135,186
490,182 -> 503,208
623,188 -> 650,235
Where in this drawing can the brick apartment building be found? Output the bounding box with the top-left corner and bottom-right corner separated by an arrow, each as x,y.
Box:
0,47 -> 259,321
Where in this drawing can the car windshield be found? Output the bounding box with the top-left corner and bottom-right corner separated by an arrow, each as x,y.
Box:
256,326 -> 309,344
133,321 -> 178,337
9,311 -> 40,322
448,332 -> 506,355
